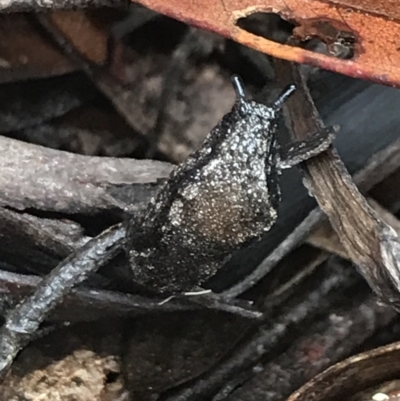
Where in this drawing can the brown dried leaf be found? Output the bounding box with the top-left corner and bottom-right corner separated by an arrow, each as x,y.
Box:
0,10 -> 129,83
0,14 -> 74,82
47,10 -> 126,67
133,0 -> 400,87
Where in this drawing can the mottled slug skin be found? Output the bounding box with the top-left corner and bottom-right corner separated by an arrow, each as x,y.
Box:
127,91 -> 283,293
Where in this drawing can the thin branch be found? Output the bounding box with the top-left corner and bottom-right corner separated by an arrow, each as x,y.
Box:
0,269 -> 201,322
0,223 -> 125,380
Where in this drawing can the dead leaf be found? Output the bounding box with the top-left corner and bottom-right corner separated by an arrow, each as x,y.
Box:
47,10 -> 126,66
0,14 -> 74,82
132,0 -> 400,87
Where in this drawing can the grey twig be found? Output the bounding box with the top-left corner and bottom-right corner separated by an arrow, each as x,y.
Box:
0,223 -> 125,380
0,269 -> 202,322
0,136 -> 172,214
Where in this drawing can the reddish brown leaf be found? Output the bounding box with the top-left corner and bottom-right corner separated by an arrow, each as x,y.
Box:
132,0 -> 400,87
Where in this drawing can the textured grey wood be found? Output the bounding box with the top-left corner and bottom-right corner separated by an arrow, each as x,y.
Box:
0,135 -> 173,214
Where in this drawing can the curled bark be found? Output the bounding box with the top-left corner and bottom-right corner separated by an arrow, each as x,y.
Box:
275,60 -> 400,311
